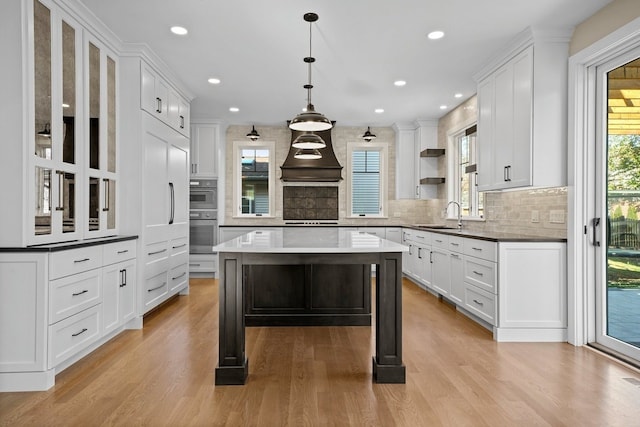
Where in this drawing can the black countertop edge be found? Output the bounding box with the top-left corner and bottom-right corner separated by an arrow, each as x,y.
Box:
404,225 -> 567,243
219,224 -> 398,228
0,235 -> 139,252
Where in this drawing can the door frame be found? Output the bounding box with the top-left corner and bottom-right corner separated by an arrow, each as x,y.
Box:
568,16 -> 640,346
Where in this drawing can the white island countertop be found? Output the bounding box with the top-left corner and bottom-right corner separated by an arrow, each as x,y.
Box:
213,228 -> 409,254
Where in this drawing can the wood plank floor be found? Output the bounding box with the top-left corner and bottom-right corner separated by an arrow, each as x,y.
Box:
2,278 -> 640,426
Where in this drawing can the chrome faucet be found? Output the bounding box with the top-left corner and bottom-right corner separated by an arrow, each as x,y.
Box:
446,201 -> 463,230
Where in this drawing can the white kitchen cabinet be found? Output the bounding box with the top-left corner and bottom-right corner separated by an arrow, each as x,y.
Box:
474,28 -> 571,191
190,122 -> 219,177
0,237 -> 139,392
0,0 -> 120,246
141,61 -> 190,138
385,227 -> 402,243
120,55 -> 192,316
496,242 -> 567,342
394,121 -> 441,200
449,251 -> 464,305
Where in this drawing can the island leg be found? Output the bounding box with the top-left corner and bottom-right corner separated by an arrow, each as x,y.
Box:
373,252 -> 406,383
215,252 -> 249,385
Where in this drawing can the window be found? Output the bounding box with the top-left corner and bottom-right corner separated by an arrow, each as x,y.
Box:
347,142 -> 388,217
233,141 -> 275,217
449,124 -> 483,218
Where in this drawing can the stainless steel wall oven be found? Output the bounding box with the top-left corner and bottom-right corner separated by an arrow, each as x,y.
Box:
189,179 -> 217,254
189,179 -> 217,210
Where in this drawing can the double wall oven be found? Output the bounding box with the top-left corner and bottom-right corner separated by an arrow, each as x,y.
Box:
189,179 -> 217,254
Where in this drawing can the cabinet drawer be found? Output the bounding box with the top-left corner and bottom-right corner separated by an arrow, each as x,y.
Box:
103,240 -> 137,266
189,259 -> 216,273
464,257 -> 497,293
430,233 -> 448,248
49,246 -> 102,280
169,263 -> 188,292
463,239 -> 497,261
411,230 -> 431,245
170,237 -> 188,255
448,235 -> 464,253
463,284 -> 496,326
144,271 -> 168,307
48,305 -> 101,368
49,269 -> 102,324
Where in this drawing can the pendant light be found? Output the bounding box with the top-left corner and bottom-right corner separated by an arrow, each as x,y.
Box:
294,148 -> 322,160
246,125 -> 260,141
362,126 -> 376,142
292,131 -> 326,149
289,13 -> 332,133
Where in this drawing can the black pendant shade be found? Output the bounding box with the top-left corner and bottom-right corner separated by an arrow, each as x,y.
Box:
362,126 -> 376,142
246,125 -> 260,141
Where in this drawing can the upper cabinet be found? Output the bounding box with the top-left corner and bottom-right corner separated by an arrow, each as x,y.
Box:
474,28 -> 571,191
141,62 -> 190,137
190,121 -> 219,177
2,0 -> 120,246
394,121 -> 442,199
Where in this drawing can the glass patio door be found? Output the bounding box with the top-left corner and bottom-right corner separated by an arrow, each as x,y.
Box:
594,49 -> 640,363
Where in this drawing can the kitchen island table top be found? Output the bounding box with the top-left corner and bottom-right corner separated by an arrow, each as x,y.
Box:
213,228 -> 408,386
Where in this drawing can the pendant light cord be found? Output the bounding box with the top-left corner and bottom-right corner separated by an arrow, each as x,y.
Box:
307,20 -> 313,107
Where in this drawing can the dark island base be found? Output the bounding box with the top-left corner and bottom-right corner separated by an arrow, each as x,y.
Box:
244,264 -> 372,327
372,357 -> 406,383
215,359 -> 249,386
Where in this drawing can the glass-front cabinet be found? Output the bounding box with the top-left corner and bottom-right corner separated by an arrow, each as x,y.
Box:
30,0 -> 117,244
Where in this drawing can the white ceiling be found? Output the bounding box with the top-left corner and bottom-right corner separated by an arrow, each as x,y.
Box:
79,0 -> 612,127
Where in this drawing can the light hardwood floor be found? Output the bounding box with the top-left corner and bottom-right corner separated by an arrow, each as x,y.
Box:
1,278 -> 640,426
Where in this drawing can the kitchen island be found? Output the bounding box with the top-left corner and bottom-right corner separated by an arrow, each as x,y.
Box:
213,228 -> 408,385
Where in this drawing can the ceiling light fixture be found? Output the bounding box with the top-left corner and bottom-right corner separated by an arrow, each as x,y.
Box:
292,132 -> 326,149
289,13 -> 332,133
375,108 -> 384,114
362,127 -> 377,142
208,78 -> 221,85
439,105 -> 448,110
246,125 -> 260,141
394,80 -> 407,87
37,123 -> 51,138
294,148 -> 322,160
454,93 -> 463,98
229,107 -> 239,112
170,26 -> 188,36
427,30 -> 444,40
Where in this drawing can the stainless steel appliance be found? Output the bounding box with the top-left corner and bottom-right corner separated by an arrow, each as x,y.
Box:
189,210 -> 218,254
190,179 -> 217,210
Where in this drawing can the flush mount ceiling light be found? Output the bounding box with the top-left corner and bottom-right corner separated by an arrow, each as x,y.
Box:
454,93 -> 463,98
229,107 -> 239,112
294,148 -> 322,160
362,127 -> 376,142
292,131 -> 326,149
394,80 -> 407,87
374,108 -> 385,114
208,78 -> 221,85
427,30 -> 444,40
246,125 -> 260,141
289,13 -> 332,133
170,26 -> 188,35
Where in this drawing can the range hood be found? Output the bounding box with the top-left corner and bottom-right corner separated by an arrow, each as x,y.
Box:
280,125 -> 343,182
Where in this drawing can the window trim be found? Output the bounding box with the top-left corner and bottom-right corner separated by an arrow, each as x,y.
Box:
447,120 -> 484,221
346,141 -> 388,218
232,140 -> 276,218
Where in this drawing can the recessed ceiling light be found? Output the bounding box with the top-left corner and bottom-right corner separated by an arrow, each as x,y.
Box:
170,26 -> 188,36
427,31 -> 445,40
374,108 -> 384,114
439,105 -> 448,110
394,80 -> 407,87
454,93 -> 463,98
229,107 -> 239,112
208,78 -> 221,85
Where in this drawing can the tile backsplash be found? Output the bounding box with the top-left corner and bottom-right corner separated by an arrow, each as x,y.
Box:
283,186 -> 338,220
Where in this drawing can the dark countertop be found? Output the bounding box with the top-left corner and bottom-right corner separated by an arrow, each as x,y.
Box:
404,225 -> 567,243
0,235 -> 138,252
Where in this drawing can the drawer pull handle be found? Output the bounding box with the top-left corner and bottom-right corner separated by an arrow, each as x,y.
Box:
416,235 -> 425,239
72,289 -> 88,297
148,283 -> 166,293
450,242 -> 459,246
72,328 -> 88,337
435,239 -> 443,243
472,299 -> 484,306
472,247 -> 482,251
172,272 -> 187,280
74,258 -> 90,263
473,270 -> 484,276
451,254 -> 460,259
117,250 -> 129,254
148,249 -> 167,256
172,243 -> 187,249
189,263 -> 201,267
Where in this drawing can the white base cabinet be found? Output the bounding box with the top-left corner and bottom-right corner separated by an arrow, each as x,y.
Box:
402,228 -> 566,342
0,238 -> 139,392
